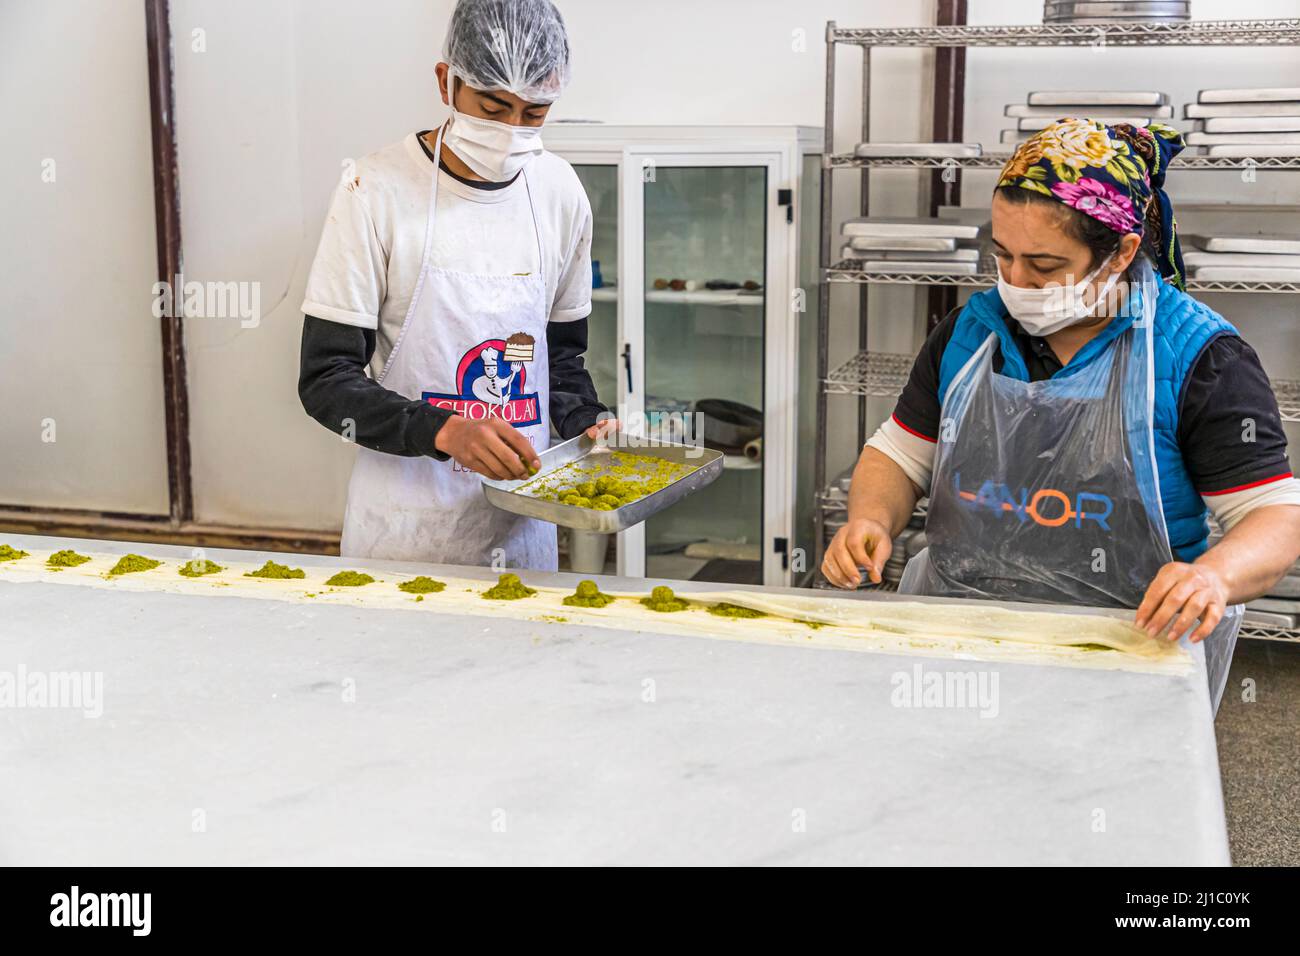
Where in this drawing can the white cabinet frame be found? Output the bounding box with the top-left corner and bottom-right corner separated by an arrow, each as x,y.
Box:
546,126 -> 819,586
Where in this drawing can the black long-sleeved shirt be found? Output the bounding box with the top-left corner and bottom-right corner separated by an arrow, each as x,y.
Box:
298,313 -> 606,459
298,156 -> 607,458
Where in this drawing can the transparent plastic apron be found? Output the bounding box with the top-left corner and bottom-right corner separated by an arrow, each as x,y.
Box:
339,127 -> 556,570
900,262 -> 1241,711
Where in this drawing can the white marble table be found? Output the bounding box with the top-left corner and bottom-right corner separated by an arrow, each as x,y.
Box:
0,534 -> 1229,865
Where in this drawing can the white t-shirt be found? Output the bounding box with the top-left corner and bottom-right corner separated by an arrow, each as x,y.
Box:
302,131 -> 593,377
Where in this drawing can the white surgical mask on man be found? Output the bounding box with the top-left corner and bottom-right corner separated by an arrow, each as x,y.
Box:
997,254 -> 1121,337
442,73 -> 545,182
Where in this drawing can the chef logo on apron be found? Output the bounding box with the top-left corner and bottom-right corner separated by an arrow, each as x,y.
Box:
423,332 -> 541,427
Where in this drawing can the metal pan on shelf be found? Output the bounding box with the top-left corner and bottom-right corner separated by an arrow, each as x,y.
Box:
1199,87 -> 1300,104
841,243 -> 979,262
845,235 -> 958,252
1200,116 -> 1300,133
853,142 -> 981,158
1043,0 -> 1190,22
842,217 -> 981,240
1187,265 -> 1300,282
851,259 -> 980,276
1028,90 -> 1168,106
1186,234 -> 1300,255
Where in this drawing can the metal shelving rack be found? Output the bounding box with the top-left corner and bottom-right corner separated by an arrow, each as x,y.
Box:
814,16 -> 1300,641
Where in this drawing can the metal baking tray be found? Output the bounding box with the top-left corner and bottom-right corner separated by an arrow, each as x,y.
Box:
1187,265 -> 1300,282
1202,144 -> 1300,157
1018,115 -> 1154,131
1007,103 -> 1174,118
1028,90 -> 1168,107
1183,251 -> 1300,268
853,142 -> 982,158
481,434 -> 723,533
842,243 -> 979,262
1201,116 -> 1300,133
851,259 -> 980,275
1185,101 -> 1300,119
1186,131 -> 1300,145
844,235 -> 958,252
1243,609 -> 1298,629
1245,597 -> 1300,614
842,217 -> 980,240
1044,0 -> 1189,22
1186,234 -> 1300,254
1199,87 -> 1300,104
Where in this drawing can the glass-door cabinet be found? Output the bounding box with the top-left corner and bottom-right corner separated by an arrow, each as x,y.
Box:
545,126 -> 821,587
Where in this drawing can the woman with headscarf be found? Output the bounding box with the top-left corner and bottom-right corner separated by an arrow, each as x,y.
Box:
823,118 -> 1300,706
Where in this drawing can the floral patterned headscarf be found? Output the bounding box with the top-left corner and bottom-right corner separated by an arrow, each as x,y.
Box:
997,118 -> 1188,290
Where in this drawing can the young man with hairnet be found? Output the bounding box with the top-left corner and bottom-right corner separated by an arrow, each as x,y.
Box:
298,0 -> 612,570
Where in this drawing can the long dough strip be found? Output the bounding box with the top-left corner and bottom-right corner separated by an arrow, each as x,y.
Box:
0,549 -> 1189,673
669,590 -> 1174,660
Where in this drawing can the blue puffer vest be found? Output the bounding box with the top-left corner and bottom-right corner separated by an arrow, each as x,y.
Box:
937,274 -> 1235,561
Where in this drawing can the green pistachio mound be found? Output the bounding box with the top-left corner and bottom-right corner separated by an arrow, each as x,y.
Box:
398,575 -> 446,594
245,560 -> 306,580
640,585 -> 690,613
178,559 -> 223,577
107,554 -> 163,576
0,544 -> 30,562
325,570 -> 374,587
563,579 -> 615,608
482,572 -> 536,600
707,602 -> 766,619
47,549 -> 92,568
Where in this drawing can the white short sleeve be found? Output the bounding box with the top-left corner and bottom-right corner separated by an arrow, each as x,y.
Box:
549,189 -> 592,323
301,179 -> 388,330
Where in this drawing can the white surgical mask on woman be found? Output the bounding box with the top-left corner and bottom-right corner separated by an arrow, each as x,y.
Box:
442,76 -> 545,182
997,254 -> 1121,337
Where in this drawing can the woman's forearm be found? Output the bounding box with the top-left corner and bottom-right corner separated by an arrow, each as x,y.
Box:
848,447 -> 924,538
1194,504 -> 1300,605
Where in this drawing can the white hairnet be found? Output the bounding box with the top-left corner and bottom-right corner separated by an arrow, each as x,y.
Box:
442,0 -> 572,105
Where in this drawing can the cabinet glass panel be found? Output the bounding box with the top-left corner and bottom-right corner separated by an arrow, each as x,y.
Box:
572,164 -> 619,410
642,166 -> 767,585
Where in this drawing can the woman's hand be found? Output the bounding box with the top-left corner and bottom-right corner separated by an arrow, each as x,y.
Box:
822,518 -> 893,589
1134,561 -> 1230,643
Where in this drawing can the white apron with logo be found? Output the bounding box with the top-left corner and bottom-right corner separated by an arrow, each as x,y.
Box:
339,127 -> 556,570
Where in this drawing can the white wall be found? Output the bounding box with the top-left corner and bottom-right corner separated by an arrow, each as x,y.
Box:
0,0 -> 171,513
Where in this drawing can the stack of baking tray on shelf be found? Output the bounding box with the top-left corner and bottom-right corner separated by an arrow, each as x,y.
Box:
1184,87 -> 1300,157
1182,234 -> 1300,284
1000,90 -> 1174,146
839,217 -> 980,276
